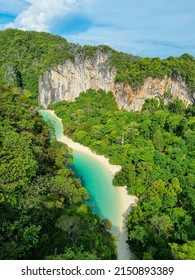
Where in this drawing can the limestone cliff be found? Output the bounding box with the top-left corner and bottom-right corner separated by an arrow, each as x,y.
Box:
114,74 -> 193,111
39,51 -> 116,108
39,52 -> 194,111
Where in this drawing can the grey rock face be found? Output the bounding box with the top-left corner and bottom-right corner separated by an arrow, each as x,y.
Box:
39,51 -> 116,108
39,52 -> 194,111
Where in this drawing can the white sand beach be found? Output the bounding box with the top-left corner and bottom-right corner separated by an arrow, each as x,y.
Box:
115,186 -> 138,260
46,109 -> 138,260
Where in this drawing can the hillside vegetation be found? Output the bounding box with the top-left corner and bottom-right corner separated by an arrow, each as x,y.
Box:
0,29 -> 73,103
0,85 -> 116,260
0,29 -> 195,106
50,89 -> 195,259
0,29 -> 195,260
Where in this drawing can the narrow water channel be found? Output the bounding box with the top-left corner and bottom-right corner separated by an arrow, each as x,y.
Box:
39,109 -> 133,260
39,109 -> 120,234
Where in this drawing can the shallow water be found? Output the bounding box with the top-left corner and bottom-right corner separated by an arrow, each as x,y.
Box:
39,110 -> 120,234
73,150 -> 120,233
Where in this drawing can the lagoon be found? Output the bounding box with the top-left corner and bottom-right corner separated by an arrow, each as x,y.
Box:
39,109 -> 120,234
39,109 -> 135,260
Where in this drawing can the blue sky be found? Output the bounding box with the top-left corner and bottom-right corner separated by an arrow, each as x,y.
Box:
0,0 -> 194,58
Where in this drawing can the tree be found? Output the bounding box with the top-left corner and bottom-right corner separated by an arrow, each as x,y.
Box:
150,215 -> 173,237
46,247 -> 97,260
170,241 -> 195,260
142,99 -> 159,113
168,99 -> 186,114
152,130 -> 165,150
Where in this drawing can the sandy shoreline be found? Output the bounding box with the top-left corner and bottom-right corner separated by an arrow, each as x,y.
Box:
45,109 -> 138,260
115,186 -> 138,260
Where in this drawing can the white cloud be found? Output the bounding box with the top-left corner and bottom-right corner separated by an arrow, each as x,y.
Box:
6,0 -> 82,31
1,0 -> 194,57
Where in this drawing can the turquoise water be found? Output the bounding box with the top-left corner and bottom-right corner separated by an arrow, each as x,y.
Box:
39,110 -> 119,233
73,150 -> 119,232
39,110 -> 64,138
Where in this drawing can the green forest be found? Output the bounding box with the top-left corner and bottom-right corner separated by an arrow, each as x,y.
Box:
0,28 -> 195,260
0,85 -> 116,260
0,29 -> 195,103
50,89 -> 195,260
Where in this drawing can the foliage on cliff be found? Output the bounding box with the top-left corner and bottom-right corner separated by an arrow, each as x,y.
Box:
50,89 -> 195,260
0,29 -> 194,106
0,29 -> 73,103
0,85 -> 116,260
111,53 -> 195,93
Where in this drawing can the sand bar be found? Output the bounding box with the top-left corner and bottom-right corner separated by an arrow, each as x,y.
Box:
45,110 -> 138,260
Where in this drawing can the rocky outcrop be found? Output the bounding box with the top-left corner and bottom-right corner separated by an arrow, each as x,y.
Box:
39,52 -> 194,111
114,75 -> 193,111
39,51 -> 116,108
